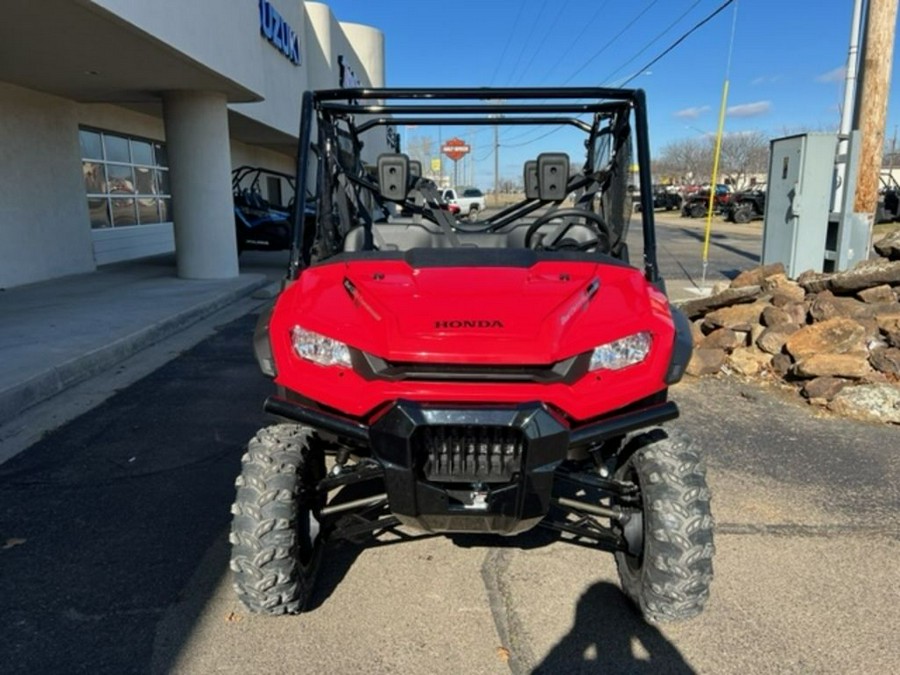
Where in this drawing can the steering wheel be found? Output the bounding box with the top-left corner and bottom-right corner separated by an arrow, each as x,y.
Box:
524,208 -> 614,253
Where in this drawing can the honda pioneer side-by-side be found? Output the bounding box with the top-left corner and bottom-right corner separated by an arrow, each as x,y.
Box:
229,88 -> 714,623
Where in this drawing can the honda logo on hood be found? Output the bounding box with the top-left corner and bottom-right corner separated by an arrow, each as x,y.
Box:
435,320 -> 504,329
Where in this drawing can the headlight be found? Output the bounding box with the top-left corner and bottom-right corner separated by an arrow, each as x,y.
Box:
290,326 -> 352,368
589,331 -> 652,371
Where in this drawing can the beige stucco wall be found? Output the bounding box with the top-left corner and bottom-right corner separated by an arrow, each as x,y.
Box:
77,103 -> 166,140
231,141 -> 294,175
0,83 -> 94,288
91,0 -> 309,137
340,22 -> 385,88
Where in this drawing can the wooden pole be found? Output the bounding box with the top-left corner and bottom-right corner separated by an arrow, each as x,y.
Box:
853,0 -> 899,216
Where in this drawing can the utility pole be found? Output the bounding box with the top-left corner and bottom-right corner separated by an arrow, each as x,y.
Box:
853,0 -> 899,218
493,124 -> 500,202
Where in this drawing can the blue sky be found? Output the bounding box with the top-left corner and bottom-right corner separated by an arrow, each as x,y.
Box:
325,0 -> 899,188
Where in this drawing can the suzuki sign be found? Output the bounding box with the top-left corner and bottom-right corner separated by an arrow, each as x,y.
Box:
259,0 -> 301,66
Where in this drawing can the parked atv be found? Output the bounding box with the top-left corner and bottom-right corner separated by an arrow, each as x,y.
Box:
876,172 -> 900,223
232,166 -> 314,253
724,188 -> 766,224
229,88 -> 714,624
633,185 -> 683,212
681,184 -> 732,218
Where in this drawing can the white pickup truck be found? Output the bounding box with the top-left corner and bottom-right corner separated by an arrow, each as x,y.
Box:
442,187 -> 486,219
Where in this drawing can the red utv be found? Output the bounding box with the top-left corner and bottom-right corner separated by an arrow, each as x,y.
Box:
681,184 -> 733,218
229,88 -> 714,623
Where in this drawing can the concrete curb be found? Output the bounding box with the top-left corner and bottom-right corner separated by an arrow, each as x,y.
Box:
0,275 -> 269,427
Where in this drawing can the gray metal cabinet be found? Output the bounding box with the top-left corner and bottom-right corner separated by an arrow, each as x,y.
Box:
762,133 -> 837,277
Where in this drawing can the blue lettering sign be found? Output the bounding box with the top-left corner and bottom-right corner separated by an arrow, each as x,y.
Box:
258,0 -> 301,66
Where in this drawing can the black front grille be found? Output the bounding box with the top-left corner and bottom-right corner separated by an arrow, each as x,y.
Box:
416,425 -> 524,483
352,351 -> 588,384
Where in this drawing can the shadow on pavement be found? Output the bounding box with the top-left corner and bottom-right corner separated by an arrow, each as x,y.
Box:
0,313 -> 270,674
533,582 -> 695,675
677,227 -> 760,264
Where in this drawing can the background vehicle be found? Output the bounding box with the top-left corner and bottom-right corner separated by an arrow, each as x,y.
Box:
442,186 -> 486,219
232,166 -> 314,252
633,185 -> 683,212
724,187 -> 766,224
229,88 -> 713,625
681,184 -> 733,218
876,172 -> 900,223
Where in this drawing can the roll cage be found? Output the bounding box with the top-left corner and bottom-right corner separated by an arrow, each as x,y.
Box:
288,87 -> 660,285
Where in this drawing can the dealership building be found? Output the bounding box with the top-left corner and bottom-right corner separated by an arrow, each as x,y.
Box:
0,0 -> 386,289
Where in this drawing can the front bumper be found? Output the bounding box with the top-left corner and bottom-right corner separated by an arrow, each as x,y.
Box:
264,396 -> 678,535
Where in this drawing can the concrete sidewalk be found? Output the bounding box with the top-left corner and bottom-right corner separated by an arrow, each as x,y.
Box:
0,255 -> 273,429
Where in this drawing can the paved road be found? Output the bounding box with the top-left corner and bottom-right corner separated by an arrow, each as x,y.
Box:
636,211 -> 763,298
1,306 -> 898,674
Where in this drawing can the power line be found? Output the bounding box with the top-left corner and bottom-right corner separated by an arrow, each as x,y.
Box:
502,124 -> 571,149
531,0 -> 613,85
488,3 -> 526,87
560,0 -> 662,86
503,0 -> 550,86
500,0 -> 739,149
510,0 -> 572,86
600,0 -> 705,85
500,0 -> 664,145
618,0 -> 737,87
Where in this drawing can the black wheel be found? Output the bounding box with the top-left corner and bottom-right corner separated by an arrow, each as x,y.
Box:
229,424 -> 327,615
689,202 -> 707,218
614,429 -> 714,623
732,205 -> 752,224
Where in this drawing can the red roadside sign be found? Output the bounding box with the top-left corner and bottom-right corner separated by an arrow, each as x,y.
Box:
441,137 -> 470,162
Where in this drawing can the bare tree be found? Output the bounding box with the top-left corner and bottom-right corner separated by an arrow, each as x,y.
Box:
404,135 -> 436,173
718,131 -> 770,188
654,133 -> 770,188
654,138 -> 714,184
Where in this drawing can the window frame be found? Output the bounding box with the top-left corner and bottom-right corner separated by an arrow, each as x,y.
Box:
79,127 -> 172,229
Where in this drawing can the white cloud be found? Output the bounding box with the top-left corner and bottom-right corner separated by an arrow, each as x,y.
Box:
674,105 -> 710,119
816,66 -> 846,83
727,101 -> 772,118
751,74 -> 783,86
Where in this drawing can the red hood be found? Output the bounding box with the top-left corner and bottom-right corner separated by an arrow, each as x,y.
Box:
271,258 -> 664,365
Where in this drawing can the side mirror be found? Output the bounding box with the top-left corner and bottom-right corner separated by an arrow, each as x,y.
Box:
537,153 -> 570,201
377,154 -> 410,201
523,160 -> 539,200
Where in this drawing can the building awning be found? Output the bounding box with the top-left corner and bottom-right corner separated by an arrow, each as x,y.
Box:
0,0 -> 260,104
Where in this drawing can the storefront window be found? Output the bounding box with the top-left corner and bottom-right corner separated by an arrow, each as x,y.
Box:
131,140 -> 153,166
79,128 -> 171,229
79,130 -> 103,160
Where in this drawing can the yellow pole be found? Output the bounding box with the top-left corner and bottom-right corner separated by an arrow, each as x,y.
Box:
701,78 -> 730,282
701,0 -> 739,285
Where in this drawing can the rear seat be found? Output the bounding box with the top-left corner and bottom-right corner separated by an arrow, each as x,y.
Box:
342,220 -> 514,252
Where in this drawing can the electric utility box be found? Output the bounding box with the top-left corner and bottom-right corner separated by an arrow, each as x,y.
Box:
761,133 -> 838,277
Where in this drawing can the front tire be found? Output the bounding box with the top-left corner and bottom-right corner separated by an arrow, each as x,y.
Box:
689,202 -> 707,218
732,205 -> 752,224
229,424 -> 326,615
614,429 -> 714,623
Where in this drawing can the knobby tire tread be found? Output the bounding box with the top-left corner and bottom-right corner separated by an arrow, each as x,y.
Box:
615,430 -> 715,623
